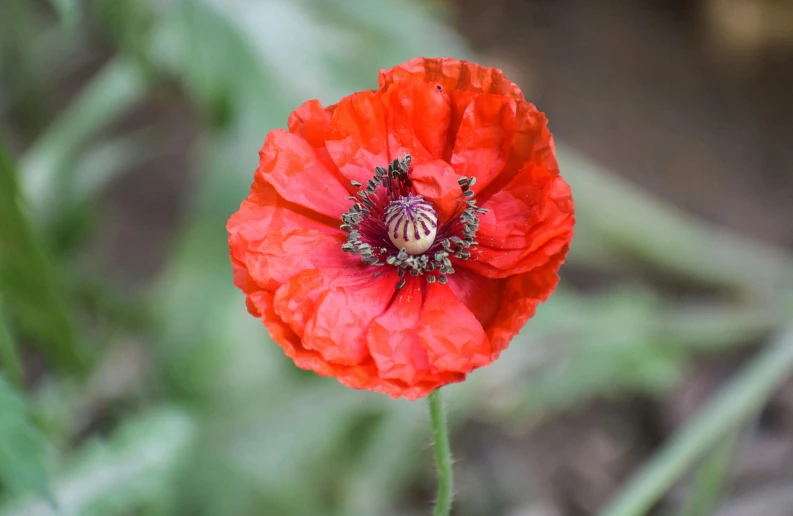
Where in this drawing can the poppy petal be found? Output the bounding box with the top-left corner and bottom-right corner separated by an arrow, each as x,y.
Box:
288,99 -> 333,148
446,268 -> 504,330
486,251 -> 567,354
463,164 -> 574,278
366,277 -> 426,382
381,82 -> 451,164
273,268 -> 398,366
379,57 -> 523,100
303,269 -> 399,365
258,129 -> 351,219
272,268 -> 337,342
228,181 -> 343,295
245,228 -> 354,293
480,100 -> 554,200
418,283 -> 490,373
252,288 -> 458,400
325,91 -> 389,185
450,93 -> 517,193
410,160 -> 465,222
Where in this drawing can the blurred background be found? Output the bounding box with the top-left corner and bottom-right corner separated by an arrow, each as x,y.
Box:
1,0 -> 793,515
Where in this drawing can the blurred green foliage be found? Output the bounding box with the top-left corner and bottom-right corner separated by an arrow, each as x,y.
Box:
0,142 -> 82,371
1,0 -> 793,514
0,376 -> 52,505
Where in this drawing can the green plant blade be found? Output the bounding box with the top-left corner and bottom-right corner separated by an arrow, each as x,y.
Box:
0,376 -> 53,504
600,327 -> 793,516
680,429 -> 739,516
0,303 -> 23,387
0,140 -> 83,372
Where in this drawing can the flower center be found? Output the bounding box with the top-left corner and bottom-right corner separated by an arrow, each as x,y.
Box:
339,154 -> 486,288
385,195 -> 438,255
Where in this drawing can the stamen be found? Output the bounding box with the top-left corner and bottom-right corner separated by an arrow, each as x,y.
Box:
338,154 -> 485,284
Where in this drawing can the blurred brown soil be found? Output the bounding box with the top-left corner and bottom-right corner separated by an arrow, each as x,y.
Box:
452,0 -> 793,514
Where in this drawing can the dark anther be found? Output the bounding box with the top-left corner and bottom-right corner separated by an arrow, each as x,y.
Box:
339,157 -> 483,281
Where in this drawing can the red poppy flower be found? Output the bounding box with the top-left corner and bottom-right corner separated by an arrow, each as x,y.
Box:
227,57 -> 574,399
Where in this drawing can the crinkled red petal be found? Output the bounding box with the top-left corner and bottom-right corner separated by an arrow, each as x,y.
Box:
325,91 -> 389,186
463,162 -> 574,278
418,282 -> 490,373
379,57 -> 524,100
287,99 -> 334,148
249,287 -> 462,401
449,93 -> 516,194
409,160 -> 465,223
258,129 -> 351,219
381,81 -> 451,164
367,277 -> 463,388
486,250 -> 568,354
227,179 -> 354,293
227,57 -> 574,399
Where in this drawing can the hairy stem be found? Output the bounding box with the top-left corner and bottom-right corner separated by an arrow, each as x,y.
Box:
428,389 -> 453,516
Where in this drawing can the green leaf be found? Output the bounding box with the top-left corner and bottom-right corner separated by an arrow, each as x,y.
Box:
680,429 -> 739,516
0,302 -> 23,387
600,327 -> 793,516
1,407 -> 196,516
0,141 -> 84,372
0,376 -> 53,504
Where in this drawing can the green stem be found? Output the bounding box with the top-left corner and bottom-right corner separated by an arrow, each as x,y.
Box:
680,429 -> 740,516
428,389 -> 453,516
600,327 -> 793,516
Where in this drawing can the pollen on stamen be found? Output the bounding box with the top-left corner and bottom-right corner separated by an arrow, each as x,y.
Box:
339,155 -> 484,280
384,194 -> 438,255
